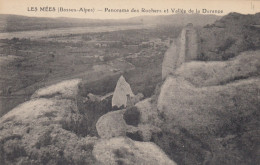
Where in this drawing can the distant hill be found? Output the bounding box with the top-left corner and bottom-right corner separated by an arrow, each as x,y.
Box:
0,14 -> 140,32
198,12 -> 260,61
0,14 -> 220,32
128,14 -> 220,26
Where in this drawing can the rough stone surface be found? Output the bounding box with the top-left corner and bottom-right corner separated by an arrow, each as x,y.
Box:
31,79 -> 81,99
93,137 -> 177,165
87,93 -> 101,102
162,39 -> 179,80
112,76 -> 134,108
96,110 -> 127,138
156,51 -> 260,164
157,76 -> 259,135
175,50 -> 260,87
162,24 -> 198,80
184,23 -> 199,61
135,98 -> 157,124
96,100 -> 161,142
0,79 -> 100,165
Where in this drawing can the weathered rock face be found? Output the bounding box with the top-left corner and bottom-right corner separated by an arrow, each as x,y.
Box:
87,93 -> 101,102
112,76 -> 134,108
198,13 -> 260,61
184,23 -> 199,61
135,98 -> 157,124
96,98 -> 161,142
96,110 -> 127,139
159,51 -> 260,130
0,79 -> 100,165
156,77 -> 260,164
175,50 -> 260,87
162,24 -> 198,80
161,39 -> 179,80
155,51 -> 260,164
158,76 -> 259,135
31,79 -> 81,99
93,137 -> 177,165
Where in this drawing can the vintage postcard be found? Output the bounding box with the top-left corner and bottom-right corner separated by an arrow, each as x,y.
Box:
0,0 -> 259,164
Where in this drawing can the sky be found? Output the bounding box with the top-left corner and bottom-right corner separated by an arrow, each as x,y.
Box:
0,0 -> 259,19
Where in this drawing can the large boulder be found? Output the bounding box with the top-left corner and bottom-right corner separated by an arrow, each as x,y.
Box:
157,76 -> 259,135
31,79 -> 81,99
162,24 -> 198,80
96,101 -> 161,141
0,79 -> 100,165
162,39 -> 179,80
96,110 -> 127,138
112,76 -> 134,108
175,50 -> 260,87
135,98 -> 158,124
93,137 -> 177,165
155,51 -> 260,164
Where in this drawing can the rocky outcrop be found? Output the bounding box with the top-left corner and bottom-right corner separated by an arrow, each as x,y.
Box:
184,23 -> 199,61
162,24 -> 198,80
87,93 -> 101,102
112,76 -> 134,108
175,50 -> 260,87
93,137 -> 177,165
31,79 -> 81,99
155,51 -> 260,164
159,51 -> 260,127
158,76 -> 259,134
161,39 -> 179,80
198,12 -> 260,61
135,98 -> 157,124
0,79 -> 101,165
156,76 -> 260,164
96,110 -> 127,138
96,98 -> 161,142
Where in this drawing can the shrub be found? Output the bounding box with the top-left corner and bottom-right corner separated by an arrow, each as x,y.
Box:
123,106 -> 140,126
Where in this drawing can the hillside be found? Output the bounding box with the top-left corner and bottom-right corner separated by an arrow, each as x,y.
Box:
0,14 -> 140,32
198,12 -> 260,61
129,14 -> 220,26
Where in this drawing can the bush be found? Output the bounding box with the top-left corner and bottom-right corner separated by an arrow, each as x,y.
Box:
218,38 -> 236,52
123,106 -> 140,126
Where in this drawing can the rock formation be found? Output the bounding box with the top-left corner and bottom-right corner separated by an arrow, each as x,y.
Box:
158,76 -> 259,134
1,18 -> 259,165
184,23 -> 199,61
135,98 -> 159,124
112,75 -> 134,108
0,79 -> 99,164
96,97 -> 161,142
155,51 -> 260,164
161,39 -> 179,80
93,137 -> 177,165
162,23 -> 198,80
31,79 -> 81,99
96,110 -> 127,139
175,50 -> 260,87
198,12 -> 260,61
0,77 -> 171,164
87,93 -> 101,102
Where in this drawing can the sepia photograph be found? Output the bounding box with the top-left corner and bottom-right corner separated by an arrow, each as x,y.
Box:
0,0 -> 259,164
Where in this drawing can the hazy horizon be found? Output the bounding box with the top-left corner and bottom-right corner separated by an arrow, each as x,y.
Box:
0,0 -> 259,19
